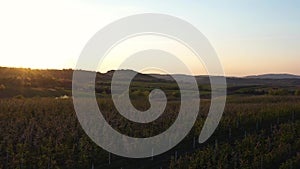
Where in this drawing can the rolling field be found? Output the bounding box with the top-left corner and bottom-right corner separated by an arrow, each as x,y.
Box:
0,67 -> 300,169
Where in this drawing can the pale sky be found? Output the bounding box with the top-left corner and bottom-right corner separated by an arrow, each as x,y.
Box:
0,0 -> 299,76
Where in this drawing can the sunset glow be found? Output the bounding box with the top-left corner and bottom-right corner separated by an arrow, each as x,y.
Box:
0,0 -> 299,76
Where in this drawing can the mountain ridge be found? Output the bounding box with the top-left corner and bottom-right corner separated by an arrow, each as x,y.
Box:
244,73 -> 300,79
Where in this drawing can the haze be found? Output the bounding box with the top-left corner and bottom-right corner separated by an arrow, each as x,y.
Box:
0,0 -> 299,77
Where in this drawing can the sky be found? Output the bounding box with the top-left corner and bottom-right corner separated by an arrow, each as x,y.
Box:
0,0 -> 299,76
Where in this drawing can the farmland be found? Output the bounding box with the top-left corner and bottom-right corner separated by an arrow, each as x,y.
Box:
0,67 -> 300,169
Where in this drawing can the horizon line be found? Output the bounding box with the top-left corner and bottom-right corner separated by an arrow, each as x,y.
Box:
0,66 -> 299,78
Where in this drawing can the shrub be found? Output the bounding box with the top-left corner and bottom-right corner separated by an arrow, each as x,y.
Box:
268,89 -> 289,96
0,84 -> 5,90
14,95 -> 24,99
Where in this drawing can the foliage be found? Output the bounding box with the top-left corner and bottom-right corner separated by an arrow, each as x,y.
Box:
0,84 -> 5,90
1,67 -> 300,168
0,95 -> 299,168
268,88 -> 289,96
295,90 -> 300,96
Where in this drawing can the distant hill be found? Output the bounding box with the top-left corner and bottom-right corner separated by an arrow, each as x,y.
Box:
245,74 -> 300,79
151,73 -> 300,85
1,67 -> 300,98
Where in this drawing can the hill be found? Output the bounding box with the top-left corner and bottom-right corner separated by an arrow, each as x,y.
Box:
245,73 -> 300,79
0,67 -> 300,98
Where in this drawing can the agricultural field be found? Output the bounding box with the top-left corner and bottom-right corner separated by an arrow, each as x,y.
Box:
0,67 -> 300,169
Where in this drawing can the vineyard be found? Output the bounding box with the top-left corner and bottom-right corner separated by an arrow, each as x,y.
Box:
0,95 -> 300,169
0,67 -> 300,169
